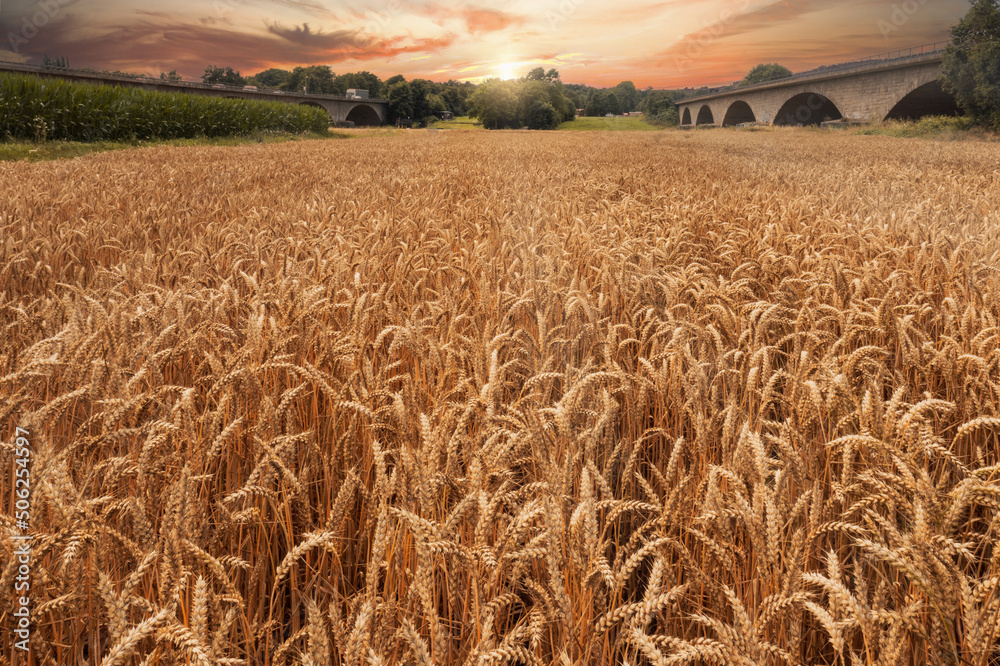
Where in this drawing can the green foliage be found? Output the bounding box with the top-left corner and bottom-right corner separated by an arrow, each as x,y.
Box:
739,63 -> 793,87
249,68 -> 292,89
387,81 -> 414,123
524,100 -> 559,130
468,75 -> 575,130
160,70 -> 182,82
427,93 -> 448,117
645,107 -> 680,127
614,81 -> 639,112
586,90 -> 622,117
281,66 -> 336,94
0,72 -> 330,142
410,79 -> 434,121
468,79 -> 519,129
334,71 -> 383,98
202,65 -> 245,86
639,90 -> 677,117
525,67 -> 561,82
942,0 -> 1000,131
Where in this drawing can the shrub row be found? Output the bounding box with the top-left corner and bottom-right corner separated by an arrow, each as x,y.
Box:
0,72 -> 331,141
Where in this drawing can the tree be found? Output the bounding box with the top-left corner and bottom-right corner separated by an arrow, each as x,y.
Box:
525,67 -> 547,81
202,65 -> 245,86
519,80 -> 562,129
281,66 -> 335,94
160,70 -> 182,82
524,67 -> 560,83
387,81 -> 414,123
250,68 -> 291,89
586,90 -> 621,116
468,79 -> 519,129
614,81 -> 639,112
440,86 -> 468,116
942,0 -> 1000,130
739,63 -> 792,87
427,93 -> 448,117
524,100 -> 559,129
639,90 -> 676,116
334,71 -> 384,98
409,79 -> 434,122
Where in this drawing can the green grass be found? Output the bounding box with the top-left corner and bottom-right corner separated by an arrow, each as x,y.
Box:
0,130 -> 347,162
556,116 -> 662,131
428,116 -> 484,130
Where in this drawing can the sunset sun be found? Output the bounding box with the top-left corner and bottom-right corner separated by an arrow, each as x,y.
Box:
497,62 -> 520,80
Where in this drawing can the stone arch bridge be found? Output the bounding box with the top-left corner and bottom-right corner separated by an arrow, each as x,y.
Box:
678,46 -> 956,128
0,61 -> 388,126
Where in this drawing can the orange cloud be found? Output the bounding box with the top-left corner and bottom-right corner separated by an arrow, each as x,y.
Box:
460,8 -> 527,34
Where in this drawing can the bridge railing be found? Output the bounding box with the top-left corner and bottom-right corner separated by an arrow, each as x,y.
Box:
0,60 -> 388,103
686,42 -> 948,100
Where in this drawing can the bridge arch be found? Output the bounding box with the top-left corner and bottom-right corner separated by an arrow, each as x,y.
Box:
774,92 -> 842,126
884,80 -> 960,120
345,104 -> 381,126
722,101 -> 756,126
695,105 -> 715,126
682,107 -> 692,125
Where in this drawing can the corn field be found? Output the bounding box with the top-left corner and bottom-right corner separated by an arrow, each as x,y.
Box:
2,130 -> 1000,665
0,73 -> 331,142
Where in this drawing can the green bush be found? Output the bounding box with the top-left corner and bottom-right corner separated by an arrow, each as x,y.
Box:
0,72 -> 331,142
645,108 -> 679,127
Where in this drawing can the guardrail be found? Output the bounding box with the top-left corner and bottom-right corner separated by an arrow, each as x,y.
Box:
685,42 -> 947,101
0,60 -> 388,103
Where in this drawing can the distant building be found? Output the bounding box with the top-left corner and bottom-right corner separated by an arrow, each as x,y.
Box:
576,108 -> 586,116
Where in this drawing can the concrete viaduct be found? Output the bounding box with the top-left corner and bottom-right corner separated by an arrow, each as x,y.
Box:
0,61 -> 388,126
677,45 -> 957,128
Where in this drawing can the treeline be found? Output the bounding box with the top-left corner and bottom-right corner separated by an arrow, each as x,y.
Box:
0,72 -> 330,141
208,62 -> 711,130
564,81 -> 711,125
467,69 -> 714,130
205,65 -> 475,126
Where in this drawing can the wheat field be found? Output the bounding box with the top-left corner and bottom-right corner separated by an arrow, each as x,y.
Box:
2,130 -> 1000,666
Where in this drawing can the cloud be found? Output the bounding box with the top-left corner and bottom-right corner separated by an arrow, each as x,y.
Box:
418,4 -> 529,35
1,0 -> 968,87
459,8 -> 527,34
12,12 -> 456,78
265,21 -> 367,50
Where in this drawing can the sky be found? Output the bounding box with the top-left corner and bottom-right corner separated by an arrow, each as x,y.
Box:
0,0 -> 969,88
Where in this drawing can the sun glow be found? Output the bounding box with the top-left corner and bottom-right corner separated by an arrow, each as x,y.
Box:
497,63 -> 520,80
